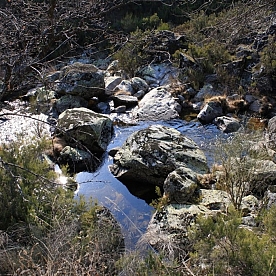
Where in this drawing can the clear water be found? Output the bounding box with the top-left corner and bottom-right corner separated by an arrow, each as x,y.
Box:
75,119 -> 223,249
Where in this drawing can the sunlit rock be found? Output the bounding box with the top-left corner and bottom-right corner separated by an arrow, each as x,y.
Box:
164,167 -> 199,204
55,62 -> 105,99
134,87 -> 181,121
213,116 -> 241,133
109,125 -> 209,190
56,107 -> 113,153
54,95 -> 88,114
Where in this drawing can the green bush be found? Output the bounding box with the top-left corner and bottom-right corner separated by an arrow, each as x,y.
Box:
142,13 -> 170,31
142,13 -> 161,30
120,12 -> 143,33
113,29 -> 151,77
0,135 -> 123,275
260,36 -> 276,79
187,42 -> 231,74
0,137 -> 57,230
213,130 -> 270,209
116,251 -> 183,276
157,21 -> 170,31
174,2 -> 273,46
180,41 -> 231,89
189,207 -> 276,276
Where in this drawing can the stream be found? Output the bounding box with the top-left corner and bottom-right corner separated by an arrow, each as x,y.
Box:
0,100 -> 225,250
74,118 -> 224,249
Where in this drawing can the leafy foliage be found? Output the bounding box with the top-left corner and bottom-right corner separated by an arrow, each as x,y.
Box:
150,186 -> 170,212
175,1 -> 274,45
0,137 -> 57,229
116,250 -> 183,276
179,41 -> 232,89
187,42 -> 231,73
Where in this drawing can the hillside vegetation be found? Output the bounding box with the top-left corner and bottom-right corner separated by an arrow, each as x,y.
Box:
0,0 -> 276,275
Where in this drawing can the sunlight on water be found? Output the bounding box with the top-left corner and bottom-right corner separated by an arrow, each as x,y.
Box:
75,119 -> 223,249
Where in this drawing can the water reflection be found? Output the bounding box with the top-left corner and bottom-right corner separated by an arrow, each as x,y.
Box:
75,155 -> 154,249
75,119 -> 223,249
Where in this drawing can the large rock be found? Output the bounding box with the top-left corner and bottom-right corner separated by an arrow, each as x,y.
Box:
106,59 -> 120,76
265,190 -> 276,209
134,87 -> 181,120
36,87 -> 56,102
241,195 -> 259,215
199,189 -> 231,211
58,146 -> 97,172
130,77 -> 149,93
112,94 -> 138,108
56,107 -> 113,153
142,203 -> 211,259
55,62 -> 105,99
138,62 -> 178,87
142,188 -> 231,259
109,125 -> 209,189
197,101 -> 223,124
104,76 -> 122,95
213,116 -> 241,133
114,80 -> 135,95
194,84 -> 221,102
164,167 -> 199,204
54,95 -> 88,114
249,159 -> 276,196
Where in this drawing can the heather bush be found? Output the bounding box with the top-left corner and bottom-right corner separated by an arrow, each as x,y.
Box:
189,207 -> 276,275
0,136 -> 123,275
260,36 -> 276,80
113,29 -> 151,77
213,130 -> 270,209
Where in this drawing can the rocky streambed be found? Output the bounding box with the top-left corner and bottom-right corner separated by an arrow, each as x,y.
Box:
1,54 -> 276,256
75,119 -> 222,249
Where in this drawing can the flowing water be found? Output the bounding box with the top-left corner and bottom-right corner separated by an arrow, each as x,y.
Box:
75,119 -> 224,249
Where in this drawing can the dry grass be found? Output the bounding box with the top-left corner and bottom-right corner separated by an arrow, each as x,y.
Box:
0,207 -> 124,276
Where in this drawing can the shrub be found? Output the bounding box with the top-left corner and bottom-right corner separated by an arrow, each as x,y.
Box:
157,21 -> 170,31
260,36 -> 276,80
180,41 -> 231,89
0,137 -> 57,230
116,251 -> 183,276
187,42 -> 232,74
0,134 -> 123,275
142,13 -> 170,31
150,186 -> 170,212
213,130 -> 270,209
120,12 -> 143,33
142,13 -> 161,30
113,29 -> 151,77
189,207 -> 276,276
174,2 -> 273,46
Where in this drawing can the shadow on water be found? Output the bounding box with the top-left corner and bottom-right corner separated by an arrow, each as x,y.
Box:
74,119 -> 224,250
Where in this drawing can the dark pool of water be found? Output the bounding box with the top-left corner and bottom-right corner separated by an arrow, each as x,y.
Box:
75,119 -> 224,249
